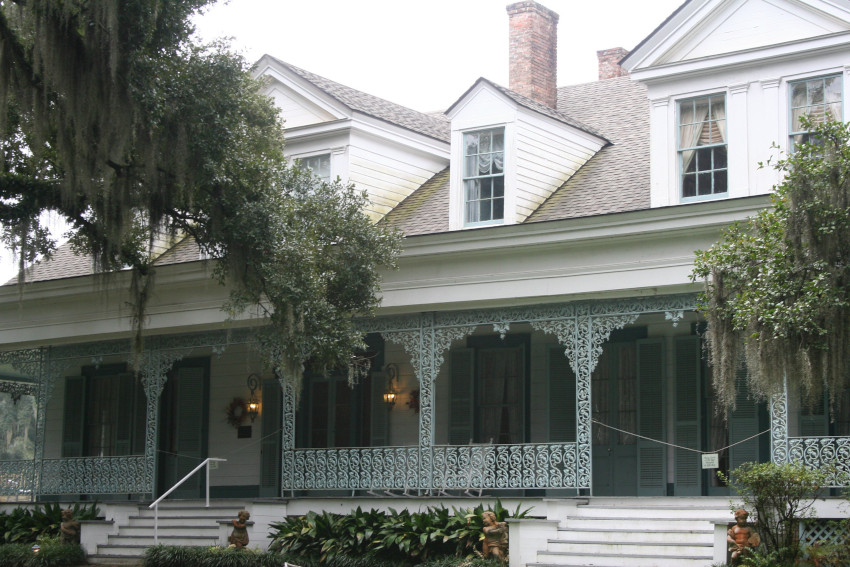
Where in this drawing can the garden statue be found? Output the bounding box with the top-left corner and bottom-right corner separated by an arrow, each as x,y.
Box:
481,511 -> 508,565
59,508 -> 80,545
727,508 -> 760,565
228,510 -> 250,548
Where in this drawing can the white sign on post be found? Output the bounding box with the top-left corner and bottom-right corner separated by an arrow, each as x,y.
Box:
702,453 -> 719,469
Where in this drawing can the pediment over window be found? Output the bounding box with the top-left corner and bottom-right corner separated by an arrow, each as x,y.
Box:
623,0 -> 850,73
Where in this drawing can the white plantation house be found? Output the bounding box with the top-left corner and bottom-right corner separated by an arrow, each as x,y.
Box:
1,0 -> 849,565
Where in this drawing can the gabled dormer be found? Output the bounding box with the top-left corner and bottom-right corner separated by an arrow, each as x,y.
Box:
621,0 -> 850,208
253,55 -> 450,220
445,79 -> 607,230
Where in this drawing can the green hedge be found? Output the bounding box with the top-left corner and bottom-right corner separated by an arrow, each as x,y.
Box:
143,545 -> 288,567
0,502 -> 100,544
0,537 -> 86,567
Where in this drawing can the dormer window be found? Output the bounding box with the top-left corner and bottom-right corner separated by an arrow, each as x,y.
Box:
301,153 -> 331,183
678,95 -> 727,200
463,129 -> 505,225
790,75 -> 842,149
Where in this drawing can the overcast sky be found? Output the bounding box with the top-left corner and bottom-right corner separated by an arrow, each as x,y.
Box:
0,0 -> 685,283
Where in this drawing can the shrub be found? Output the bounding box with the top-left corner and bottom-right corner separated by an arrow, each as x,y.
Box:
0,536 -> 86,567
143,545 -> 288,567
721,462 -> 826,564
0,502 -> 100,544
268,500 -> 530,566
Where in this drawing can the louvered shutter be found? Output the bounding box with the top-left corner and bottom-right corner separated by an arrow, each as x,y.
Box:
174,366 -> 205,496
114,373 -> 135,455
729,368 -> 760,469
449,348 -> 475,445
637,339 -> 666,496
370,371 -> 389,446
62,376 -> 85,457
549,347 -> 576,442
674,336 -> 701,495
260,378 -> 281,496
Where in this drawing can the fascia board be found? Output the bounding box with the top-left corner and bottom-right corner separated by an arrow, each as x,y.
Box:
630,31 -> 850,83
398,195 -> 770,259
256,62 -> 352,119
351,113 -> 450,158
282,119 -> 353,143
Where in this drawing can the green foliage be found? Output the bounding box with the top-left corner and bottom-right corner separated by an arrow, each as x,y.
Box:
721,461 -> 825,563
143,545 -> 288,567
0,1 -> 401,388
0,536 -> 86,567
692,118 -> 850,413
268,501 -> 530,566
0,503 -> 99,544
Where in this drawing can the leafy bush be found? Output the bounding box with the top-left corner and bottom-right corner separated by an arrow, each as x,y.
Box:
0,502 -> 100,544
0,536 -> 86,566
721,462 -> 826,564
143,545 -> 288,567
268,500 -> 530,566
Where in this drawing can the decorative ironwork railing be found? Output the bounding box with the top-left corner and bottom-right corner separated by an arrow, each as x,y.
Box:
0,460 -> 35,500
39,456 -> 148,495
789,436 -> 850,487
290,443 -> 578,491
292,447 -> 420,491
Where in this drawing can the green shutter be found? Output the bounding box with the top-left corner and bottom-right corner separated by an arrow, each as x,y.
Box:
260,378 -> 281,496
637,339 -> 666,495
729,368 -> 760,469
114,373 -> 135,456
449,348 -> 475,445
674,336 -> 701,495
370,371 -> 389,446
62,376 -> 85,457
174,366 -> 205,496
548,347 -> 576,442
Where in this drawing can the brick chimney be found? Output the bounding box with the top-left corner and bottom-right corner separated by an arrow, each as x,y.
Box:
507,1 -> 559,108
597,47 -> 630,80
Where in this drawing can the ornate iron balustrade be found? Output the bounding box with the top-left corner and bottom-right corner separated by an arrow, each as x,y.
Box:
289,443 -> 577,492
0,460 -> 35,500
432,443 -> 577,491
39,456 -> 148,495
292,447 -> 419,491
789,436 -> 850,487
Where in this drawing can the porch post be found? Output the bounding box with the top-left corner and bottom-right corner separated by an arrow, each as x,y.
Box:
769,376 -> 789,464
139,349 -> 188,497
278,376 -> 296,496
419,314 -> 436,492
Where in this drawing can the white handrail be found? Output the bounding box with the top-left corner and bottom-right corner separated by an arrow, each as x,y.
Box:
148,457 -> 226,544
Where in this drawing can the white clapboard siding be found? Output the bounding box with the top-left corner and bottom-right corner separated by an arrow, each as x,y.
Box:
268,86 -> 337,128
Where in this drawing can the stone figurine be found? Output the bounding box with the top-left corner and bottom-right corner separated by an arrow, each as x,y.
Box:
228,510 -> 250,548
59,508 -> 80,545
481,510 -> 508,565
727,508 -> 760,565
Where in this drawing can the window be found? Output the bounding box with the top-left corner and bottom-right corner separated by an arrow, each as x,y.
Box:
300,153 -> 331,183
463,129 -> 504,224
790,75 -> 843,148
678,95 -> 727,199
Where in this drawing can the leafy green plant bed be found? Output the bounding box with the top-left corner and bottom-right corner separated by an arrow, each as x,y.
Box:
268,500 -> 528,567
0,502 -> 100,544
143,545 -> 289,567
0,536 -> 86,567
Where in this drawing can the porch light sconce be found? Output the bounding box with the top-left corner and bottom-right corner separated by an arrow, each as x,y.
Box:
246,373 -> 261,422
383,363 -> 399,407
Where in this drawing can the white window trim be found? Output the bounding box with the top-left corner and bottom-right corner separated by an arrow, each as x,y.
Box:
676,92 -> 729,203
787,73 -> 844,151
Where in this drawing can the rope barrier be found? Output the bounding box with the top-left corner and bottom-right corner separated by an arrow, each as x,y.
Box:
591,418 -> 770,454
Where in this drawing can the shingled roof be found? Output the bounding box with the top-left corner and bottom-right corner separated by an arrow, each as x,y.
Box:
267,56 -> 451,143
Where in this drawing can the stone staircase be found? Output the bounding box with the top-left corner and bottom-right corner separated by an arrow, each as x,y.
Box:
87,501 -> 247,565
529,497 -> 732,567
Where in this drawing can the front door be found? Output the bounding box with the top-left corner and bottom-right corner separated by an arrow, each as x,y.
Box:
157,358 -> 209,498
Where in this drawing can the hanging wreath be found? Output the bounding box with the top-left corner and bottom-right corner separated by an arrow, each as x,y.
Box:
225,397 -> 248,428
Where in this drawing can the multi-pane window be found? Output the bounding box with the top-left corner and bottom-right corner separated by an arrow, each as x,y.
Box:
678,95 -> 727,199
463,129 -> 504,224
301,153 -> 331,183
789,75 -> 842,148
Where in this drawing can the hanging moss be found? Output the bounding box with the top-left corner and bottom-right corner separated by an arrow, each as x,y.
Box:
693,119 -> 850,417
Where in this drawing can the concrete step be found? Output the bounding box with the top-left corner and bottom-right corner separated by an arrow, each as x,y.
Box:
554,527 -> 711,544
107,533 -> 219,546
118,524 -> 218,536
86,556 -> 144,565
533,550 -> 713,567
92,543 -> 150,557
126,515 -> 225,526
571,505 -> 732,521
544,540 -> 711,558
560,517 -> 713,531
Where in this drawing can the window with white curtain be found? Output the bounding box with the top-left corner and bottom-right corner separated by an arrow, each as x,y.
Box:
678,95 -> 727,199
300,153 -> 331,183
789,75 -> 842,149
463,129 -> 504,224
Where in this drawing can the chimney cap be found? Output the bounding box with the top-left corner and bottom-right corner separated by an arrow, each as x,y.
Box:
506,1 -> 559,22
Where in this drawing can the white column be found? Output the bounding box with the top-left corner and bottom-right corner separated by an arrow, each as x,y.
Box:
756,78 -> 781,194
649,97 -> 673,207
727,83 -> 750,199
